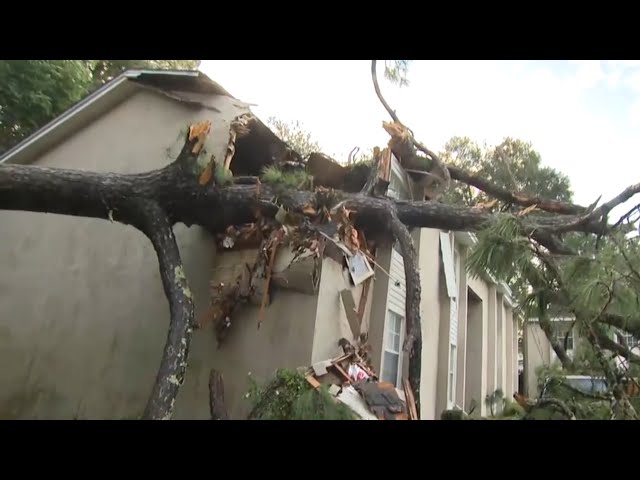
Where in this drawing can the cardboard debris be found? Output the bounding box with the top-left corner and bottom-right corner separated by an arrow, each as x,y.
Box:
302,340 -> 411,420
312,360 -> 332,376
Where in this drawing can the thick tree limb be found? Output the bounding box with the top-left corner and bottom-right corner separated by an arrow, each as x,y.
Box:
0,163 -> 612,240
538,313 -> 574,370
139,202 -> 195,420
388,207 -> 422,417
371,62 -> 588,216
447,166 -> 586,215
599,312 -> 640,338
587,327 -> 639,420
553,182 -> 640,234
371,60 -> 451,198
594,330 -> 640,365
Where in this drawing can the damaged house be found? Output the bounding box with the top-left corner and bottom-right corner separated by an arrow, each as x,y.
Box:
0,69 -> 519,419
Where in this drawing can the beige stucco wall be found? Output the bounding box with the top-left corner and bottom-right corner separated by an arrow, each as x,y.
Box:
466,275 -> 489,416
311,258 -> 374,364
414,228 -> 442,419
524,322 -> 551,397
0,86 -> 316,419
524,319 -> 577,398
455,247 -> 468,409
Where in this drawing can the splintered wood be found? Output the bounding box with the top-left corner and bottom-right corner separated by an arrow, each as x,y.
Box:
402,379 -> 418,420
257,229 -> 284,329
188,120 -> 212,155
223,114 -> 253,171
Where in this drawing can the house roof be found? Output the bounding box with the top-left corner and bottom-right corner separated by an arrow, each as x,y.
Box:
0,69 -> 237,166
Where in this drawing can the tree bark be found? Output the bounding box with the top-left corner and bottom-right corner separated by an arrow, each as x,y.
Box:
139,202 -> 194,420
388,209 -> 422,417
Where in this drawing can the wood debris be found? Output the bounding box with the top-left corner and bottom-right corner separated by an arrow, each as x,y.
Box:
188,120 -> 212,155
223,113 -> 253,171
299,339 -> 412,420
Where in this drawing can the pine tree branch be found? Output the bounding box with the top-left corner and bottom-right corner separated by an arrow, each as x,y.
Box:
371,60 -> 451,197
138,201 -> 194,420
387,207 -> 422,417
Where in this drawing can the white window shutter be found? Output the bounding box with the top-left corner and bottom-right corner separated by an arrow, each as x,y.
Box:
450,298 -> 458,347
439,232 -> 457,299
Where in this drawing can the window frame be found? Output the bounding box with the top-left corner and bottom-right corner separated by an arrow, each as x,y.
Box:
381,308 -> 405,388
448,343 -> 457,408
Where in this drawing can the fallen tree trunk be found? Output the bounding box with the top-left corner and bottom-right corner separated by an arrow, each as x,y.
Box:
0,136 -> 631,418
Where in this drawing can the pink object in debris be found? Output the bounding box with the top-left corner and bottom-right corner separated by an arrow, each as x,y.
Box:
348,364 -> 369,382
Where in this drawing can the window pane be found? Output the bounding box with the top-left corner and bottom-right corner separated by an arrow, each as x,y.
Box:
449,373 -> 454,401
391,312 -> 399,333
449,345 -> 457,372
393,332 -> 400,352
382,351 -> 399,385
386,329 -> 395,351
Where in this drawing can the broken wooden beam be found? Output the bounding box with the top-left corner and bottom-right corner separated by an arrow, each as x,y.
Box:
209,369 -> 229,420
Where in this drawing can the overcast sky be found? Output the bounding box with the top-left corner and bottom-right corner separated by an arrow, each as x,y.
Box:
200,60 -> 640,211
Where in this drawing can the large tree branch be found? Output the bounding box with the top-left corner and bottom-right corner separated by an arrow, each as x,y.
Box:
447,166 -> 586,215
388,207 -> 422,417
371,60 -> 451,198
593,329 -> 640,365
138,201 -> 195,420
371,62 -> 587,216
0,164 -> 611,239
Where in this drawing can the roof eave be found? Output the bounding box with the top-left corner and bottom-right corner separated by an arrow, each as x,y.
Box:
0,69 -> 234,166
0,73 -> 135,165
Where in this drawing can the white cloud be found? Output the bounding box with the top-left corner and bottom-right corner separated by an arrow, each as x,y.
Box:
201,60 -> 640,212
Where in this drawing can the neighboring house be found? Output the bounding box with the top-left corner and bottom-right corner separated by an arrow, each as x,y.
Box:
523,317 -> 639,398
0,69 -> 519,419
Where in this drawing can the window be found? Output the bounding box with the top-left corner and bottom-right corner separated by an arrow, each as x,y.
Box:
448,344 -> 457,406
552,326 -> 574,351
382,310 -> 404,387
620,332 -> 638,348
387,172 -> 411,200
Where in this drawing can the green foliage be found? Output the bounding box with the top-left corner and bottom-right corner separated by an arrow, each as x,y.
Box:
440,136 -> 573,207
246,369 -> 355,420
214,163 -> 234,186
0,61 -> 93,152
383,60 -> 412,87
501,400 -> 525,419
290,386 -> 355,420
466,214 -> 532,283
266,117 -> 322,158
0,60 -> 199,154
261,165 -> 312,191
88,60 -> 199,86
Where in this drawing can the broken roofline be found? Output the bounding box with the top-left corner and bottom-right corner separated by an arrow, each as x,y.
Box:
1,65 -> 518,309
0,68 -> 237,166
